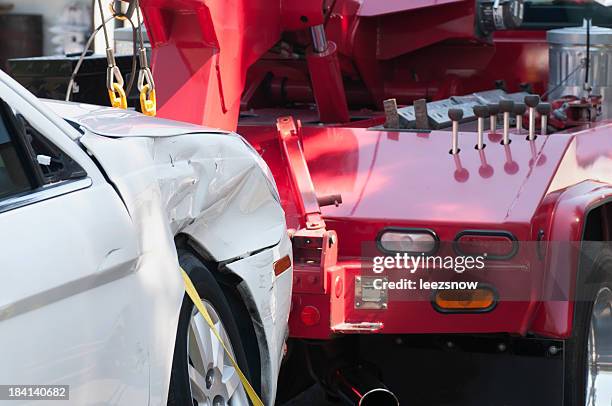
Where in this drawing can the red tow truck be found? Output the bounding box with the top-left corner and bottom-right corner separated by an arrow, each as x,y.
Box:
140,0 -> 612,404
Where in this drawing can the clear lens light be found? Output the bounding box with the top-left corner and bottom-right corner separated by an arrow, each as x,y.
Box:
379,231 -> 436,253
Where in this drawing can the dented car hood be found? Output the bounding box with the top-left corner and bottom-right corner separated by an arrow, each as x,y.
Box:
45,101 -> 286,262
43,99 -> 229,137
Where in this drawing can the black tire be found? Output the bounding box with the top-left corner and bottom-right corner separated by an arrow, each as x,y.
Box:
564,247 -> 612,406
167,250 -> 259,406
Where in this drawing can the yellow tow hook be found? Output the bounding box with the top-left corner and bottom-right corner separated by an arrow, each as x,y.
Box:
98,0 -> 127,110
135,4 -> 157,117
108,80 -> 127,110
137,48 -> 156,116
105,53 -> 127,110
139,83 -> 156,117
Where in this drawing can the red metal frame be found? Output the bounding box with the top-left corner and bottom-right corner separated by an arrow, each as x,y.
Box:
141,0 -> 323,129
276,116 -> 325,230
141,0 -> 612,342
245,118 -> 612,339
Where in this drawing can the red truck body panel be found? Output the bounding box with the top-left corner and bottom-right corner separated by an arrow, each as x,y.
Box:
239,120 -> 612,339
140,0 -> 612,340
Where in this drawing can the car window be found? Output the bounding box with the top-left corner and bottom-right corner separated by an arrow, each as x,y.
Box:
14,113 -> 86,184
0,114 -> 32,199
0,98 -> 86,202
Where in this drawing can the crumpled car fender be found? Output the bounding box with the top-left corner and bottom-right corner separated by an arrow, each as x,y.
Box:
80,131 -> 287,262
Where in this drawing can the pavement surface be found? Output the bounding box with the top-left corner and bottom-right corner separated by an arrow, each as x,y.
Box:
280,336 -> 564,406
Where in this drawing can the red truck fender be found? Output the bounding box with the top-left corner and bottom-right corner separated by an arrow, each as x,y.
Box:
529,180 -> 612,338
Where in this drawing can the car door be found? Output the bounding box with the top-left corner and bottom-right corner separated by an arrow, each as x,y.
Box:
0,88 -> 149,404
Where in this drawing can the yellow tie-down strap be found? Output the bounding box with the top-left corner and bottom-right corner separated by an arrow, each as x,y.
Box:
180,268 -> 264,406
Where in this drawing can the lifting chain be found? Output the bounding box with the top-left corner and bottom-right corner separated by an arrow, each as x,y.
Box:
99,0 -> 127,109
135,2 -> 156,116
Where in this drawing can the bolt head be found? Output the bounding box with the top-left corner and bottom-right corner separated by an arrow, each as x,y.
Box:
448,108 -> 464,122
473,105 -> 489,118
524,94 -> 540,108
513,102 -> 527,115
499,99 -> 515,113
205,369 -> 215,389
537,102 -> 551,115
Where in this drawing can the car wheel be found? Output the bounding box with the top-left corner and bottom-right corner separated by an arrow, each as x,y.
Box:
585,286 -> 612,406
168,251 -> 253,406
565,250 -> 612,406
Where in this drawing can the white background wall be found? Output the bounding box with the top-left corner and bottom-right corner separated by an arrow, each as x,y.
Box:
9,0 -> 91,55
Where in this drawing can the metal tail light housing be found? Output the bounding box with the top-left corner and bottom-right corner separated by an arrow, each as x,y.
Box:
376,227 -> 439,255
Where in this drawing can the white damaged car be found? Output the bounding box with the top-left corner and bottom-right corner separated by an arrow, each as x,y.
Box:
0,70 -> 292,405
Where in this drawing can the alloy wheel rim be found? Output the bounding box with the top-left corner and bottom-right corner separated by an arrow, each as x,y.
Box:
586,287 -> 612,406
187,300 -> 248,406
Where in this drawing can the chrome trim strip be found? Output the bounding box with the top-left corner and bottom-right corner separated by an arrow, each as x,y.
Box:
0,256 -> 138,322
0,177 -> 92,214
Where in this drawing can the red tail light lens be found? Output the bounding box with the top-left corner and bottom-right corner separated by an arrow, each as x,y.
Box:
455,231 -> 517,260
300,305 -> 320,326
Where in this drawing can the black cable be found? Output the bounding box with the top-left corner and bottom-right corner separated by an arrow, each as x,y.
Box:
135,2 -> 146,51
65,16 -> 113,101
97,0 -> 111,48
541,62 -> 583,100
585,17 -> 591,89
544,13 -> 595,101
101,3 -> 138,95
122,16 -> 138,95
98,2 -> 140,95
65,6 -> 139,101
